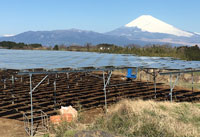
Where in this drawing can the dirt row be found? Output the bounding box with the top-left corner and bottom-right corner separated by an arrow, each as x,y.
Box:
0,70 -> 200,122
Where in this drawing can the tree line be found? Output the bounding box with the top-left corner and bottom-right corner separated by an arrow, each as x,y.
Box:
52,43 -> 200,61
0,41 -> 42,49
1,41 -> 200,61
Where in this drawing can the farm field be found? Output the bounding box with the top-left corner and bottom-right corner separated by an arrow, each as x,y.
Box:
1,70 -> 200,120
0,70 -> 200,136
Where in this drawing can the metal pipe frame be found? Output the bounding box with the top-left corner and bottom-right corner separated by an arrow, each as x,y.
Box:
4,79 -> 6,89
23,113 -> 30,136
53,80 -> 57,110
21,76 -> 23,83
12,75 -> 14,85
29,74 -> 48,137
29,74 -> 33,137
88,73 -> 103,79
160,69 -> 199,101
143,69 -> 161,99
18,68 -> 117,75
153,69 -> 157,99
103,70 -> 112,113
160,69 -> 200,75
169,73 -> 180,102
192,72 -> 194,92
31,75 -> 48,93
24,110 -> 49,136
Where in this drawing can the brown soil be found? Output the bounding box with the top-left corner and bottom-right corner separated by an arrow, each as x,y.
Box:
0,108 -> 105,137
0,118 -> 27,137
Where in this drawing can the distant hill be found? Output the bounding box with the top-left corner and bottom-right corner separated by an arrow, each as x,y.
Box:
0,29 -> 148,46
0,15 -> 200,46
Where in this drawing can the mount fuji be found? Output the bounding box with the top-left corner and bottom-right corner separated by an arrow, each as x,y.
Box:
0,15 -> 199,46
106,15 -> 200,46
125,15 -> 193,37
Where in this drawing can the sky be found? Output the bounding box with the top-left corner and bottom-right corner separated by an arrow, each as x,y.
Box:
0,0 -> 200,36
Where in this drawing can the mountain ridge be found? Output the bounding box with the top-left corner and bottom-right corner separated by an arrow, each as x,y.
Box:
0,15 -> 199,46
0,29 -> 150,46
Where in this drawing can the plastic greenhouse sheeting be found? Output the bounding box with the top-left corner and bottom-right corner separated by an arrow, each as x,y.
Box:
0,49 -> 200,70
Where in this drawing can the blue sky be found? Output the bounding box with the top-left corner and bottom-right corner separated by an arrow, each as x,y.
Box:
0,0 -> 200,36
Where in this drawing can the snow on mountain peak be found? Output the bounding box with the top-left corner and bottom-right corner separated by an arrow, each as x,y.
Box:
125,15 -> 193,37
3,34 -> 15,37
195,32 -> 200,35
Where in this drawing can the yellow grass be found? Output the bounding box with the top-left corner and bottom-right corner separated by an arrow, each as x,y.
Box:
50,99 -> 200,137
91,99 -> 200,137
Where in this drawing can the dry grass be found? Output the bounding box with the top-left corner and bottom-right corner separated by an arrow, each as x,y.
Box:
50,121 -> 87,137
49,99 -> 200,137
90,99 -> 200,137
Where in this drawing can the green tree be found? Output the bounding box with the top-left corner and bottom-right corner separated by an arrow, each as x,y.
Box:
53,45 -> 59,50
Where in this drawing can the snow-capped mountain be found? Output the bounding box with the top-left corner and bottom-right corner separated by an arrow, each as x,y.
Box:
125,15 -> 193,37
0,15 -> 199,46
106,15 -> 200,46
2,34 -> 15,37
195,32 -> 200,35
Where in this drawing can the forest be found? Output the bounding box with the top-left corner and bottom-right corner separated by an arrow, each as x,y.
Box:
54,43 -> 200,61
1,41 -> 200,61
0,41 -> 42,49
